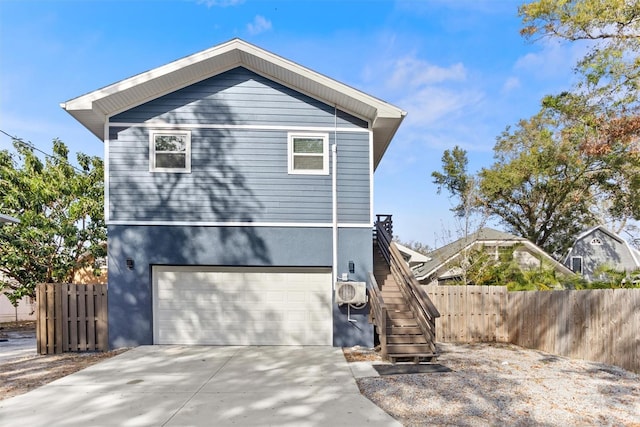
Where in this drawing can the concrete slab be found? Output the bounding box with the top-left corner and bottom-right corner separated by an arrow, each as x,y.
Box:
348,360 -> 383,379
0,346 -> 401,427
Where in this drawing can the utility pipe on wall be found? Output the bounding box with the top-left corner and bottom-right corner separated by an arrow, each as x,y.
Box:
332,143 -> 338,288
332,106 -> 338,288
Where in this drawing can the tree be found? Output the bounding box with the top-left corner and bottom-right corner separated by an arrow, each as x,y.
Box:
520,0 -> 640,111
479,109 -> 600,256
432,146 -> 487,238
0,139 -> 105,305
519,0 -> 640,238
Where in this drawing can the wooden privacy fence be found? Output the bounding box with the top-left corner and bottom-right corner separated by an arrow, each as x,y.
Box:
424,285 -> 640,374
36,283 -> 108,354
425,285 -> 509,343
509,289 -> 639,374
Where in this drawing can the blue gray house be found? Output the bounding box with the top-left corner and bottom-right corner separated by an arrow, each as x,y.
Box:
564,225 -> 640,282
62,39 -> 405,348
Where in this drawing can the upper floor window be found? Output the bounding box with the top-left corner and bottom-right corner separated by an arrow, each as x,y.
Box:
288,133 -> 329,175
150,130 -> 191,173
590,238 -> 603,246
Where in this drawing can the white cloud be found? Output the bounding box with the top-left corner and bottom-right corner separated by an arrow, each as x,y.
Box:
399,86 -> 484,127
247,15 -> 272,36
388,56 -> 466,89
513,39 -> 589,82
501,76 -> 521,93
196,0 -> 244,7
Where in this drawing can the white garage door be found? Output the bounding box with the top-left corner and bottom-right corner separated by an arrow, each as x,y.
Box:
152,266 -> 333,345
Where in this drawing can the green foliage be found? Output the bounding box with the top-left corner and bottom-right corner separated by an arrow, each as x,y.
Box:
440,244 -> 567,291
432,146 -> 489,239
432,146 -> 480,218
519,0 -> 640,110
0,139 -> 105,305
519,0 -> 640,230
434,1 -> 640,258
479,109 -> 598,256
576,264 -> 640,289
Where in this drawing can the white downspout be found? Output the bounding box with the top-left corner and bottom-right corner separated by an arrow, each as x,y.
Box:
332,112 -> 338,288
331,135 -> 338,290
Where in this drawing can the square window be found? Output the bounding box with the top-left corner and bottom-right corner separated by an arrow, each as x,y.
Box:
288,133 -> 329,175
150,131 -> 191,173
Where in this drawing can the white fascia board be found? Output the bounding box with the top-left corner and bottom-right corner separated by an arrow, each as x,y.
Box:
62,39 -> 405,147
520,241 -> 574,275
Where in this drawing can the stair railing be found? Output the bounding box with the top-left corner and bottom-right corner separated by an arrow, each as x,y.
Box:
374,219 -> 441,354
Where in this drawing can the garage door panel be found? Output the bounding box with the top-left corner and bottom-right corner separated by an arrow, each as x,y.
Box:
153,266 -> 332,345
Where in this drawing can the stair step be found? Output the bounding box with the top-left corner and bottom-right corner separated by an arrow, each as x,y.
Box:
386,317 -> 418,327
388,353 -> 438,363
387,335 -> 428,344
387,311 -> 415,320
385,305 -> 410,311
387,326 -> 422,334
380,292 -> 403,298
387,344 -> 436,354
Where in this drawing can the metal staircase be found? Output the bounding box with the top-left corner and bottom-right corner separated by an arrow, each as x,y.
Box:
369,215 -> 440,363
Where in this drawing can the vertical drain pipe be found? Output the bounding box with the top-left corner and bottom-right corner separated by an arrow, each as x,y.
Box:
332,106 -> 338,288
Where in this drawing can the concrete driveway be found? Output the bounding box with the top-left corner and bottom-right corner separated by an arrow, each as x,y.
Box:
0,345 -> 400,426
0,330 -> 36,364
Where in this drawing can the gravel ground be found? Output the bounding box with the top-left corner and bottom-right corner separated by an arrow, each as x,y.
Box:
351,343 -> 640,426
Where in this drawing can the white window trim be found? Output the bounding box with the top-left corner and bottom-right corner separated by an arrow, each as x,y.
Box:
590,237 -> 603,246
287,132 -> 329,175
149,130 -> 191,173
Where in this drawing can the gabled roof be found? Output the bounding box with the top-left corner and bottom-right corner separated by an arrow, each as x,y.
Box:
0,214 -> 19,224
573,225 -> 625,245
569,225 -> 640,268
61,38 -> 406,169
412,227 -> 573,281
395,243 -> 431,266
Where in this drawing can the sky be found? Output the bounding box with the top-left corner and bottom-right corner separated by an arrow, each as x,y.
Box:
0,0 -> 586,249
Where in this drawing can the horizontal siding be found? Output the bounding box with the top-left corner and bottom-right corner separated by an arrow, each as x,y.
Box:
109,127 -> 370,223
110,67 -> 368,129
336,132 -> 370,223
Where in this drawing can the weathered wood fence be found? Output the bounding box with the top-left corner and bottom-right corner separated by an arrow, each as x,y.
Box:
424,285 -> 640,373
425,285 -> 509,343
36,283 -> 108,354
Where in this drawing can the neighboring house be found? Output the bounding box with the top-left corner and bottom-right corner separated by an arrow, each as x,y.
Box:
0,214 -> 31,322
0,292 -> 35,323
395,242 -> 431,270
72,253 -> 108,285
564,225 -> 640,282
413,228 -> 574,285
62,39 -> 405,348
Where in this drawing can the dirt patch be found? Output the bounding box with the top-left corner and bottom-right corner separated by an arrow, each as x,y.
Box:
343,345 -> 383,362
0,320 -> 37,334
0,321 -> 127,401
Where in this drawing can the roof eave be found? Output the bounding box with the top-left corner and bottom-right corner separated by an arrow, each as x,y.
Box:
61,39 -> 406,159
372,112 -> 407,170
